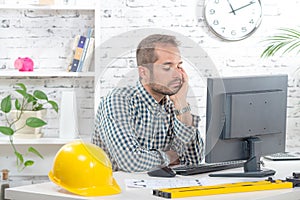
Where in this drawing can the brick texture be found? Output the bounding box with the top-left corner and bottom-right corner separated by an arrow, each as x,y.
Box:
0,0 -> 300,175
97,0 -> 300,151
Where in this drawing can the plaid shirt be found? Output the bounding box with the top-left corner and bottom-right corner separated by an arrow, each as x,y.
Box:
92,81 -> 204,172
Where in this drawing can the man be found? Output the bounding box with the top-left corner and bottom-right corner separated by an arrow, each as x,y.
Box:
92,34 -> 203,172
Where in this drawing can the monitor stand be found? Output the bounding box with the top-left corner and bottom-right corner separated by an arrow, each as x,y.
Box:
209,137 -> 276,178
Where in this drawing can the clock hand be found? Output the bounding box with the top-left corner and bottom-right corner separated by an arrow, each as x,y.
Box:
226,0 -> 236,15
229,1 -> 256,14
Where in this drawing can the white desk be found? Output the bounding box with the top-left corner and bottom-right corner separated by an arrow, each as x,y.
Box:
5,159 -> 300,200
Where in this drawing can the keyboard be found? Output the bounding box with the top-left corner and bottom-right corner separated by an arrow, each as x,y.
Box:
264,152 -> 300,161
172,160 -> 245,176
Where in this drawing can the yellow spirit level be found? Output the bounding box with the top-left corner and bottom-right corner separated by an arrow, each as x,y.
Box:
153,179 -> 293,199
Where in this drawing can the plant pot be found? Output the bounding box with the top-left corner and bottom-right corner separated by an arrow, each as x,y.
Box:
9,110 -> 47,139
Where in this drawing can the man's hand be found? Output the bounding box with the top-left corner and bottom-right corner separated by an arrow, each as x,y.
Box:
166,150 -> 180,166
169,67 -> 189,108
169,68 -> 193,126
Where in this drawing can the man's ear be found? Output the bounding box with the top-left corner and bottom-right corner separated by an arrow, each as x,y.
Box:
138,65 -> 148,80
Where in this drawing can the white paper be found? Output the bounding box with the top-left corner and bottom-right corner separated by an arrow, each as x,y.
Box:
125,178 -> 207,189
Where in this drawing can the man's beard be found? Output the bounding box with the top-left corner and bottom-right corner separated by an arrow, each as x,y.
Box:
148,78 -> 182,96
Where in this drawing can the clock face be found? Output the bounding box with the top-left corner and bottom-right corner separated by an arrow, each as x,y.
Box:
204,0 -> 262,41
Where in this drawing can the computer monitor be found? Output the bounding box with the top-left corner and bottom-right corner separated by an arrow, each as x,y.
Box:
205,74 -> 288,177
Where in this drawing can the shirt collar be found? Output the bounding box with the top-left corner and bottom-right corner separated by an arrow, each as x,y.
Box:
136,81 -> 169,110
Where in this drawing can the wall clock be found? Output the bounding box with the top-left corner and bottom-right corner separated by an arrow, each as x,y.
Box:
204,0 -> 263,41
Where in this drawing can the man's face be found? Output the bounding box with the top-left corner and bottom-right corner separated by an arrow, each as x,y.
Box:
146,44 -> 183,96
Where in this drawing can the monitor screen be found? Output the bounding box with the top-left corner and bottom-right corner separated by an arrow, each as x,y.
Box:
205,74 -> 288,177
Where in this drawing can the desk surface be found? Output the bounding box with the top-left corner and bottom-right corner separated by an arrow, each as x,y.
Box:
5,159 -> 300,200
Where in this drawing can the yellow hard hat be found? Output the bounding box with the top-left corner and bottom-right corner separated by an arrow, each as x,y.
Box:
48,141 -> 121,197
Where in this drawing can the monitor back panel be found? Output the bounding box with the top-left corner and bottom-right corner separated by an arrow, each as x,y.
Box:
205,75 -> 288,163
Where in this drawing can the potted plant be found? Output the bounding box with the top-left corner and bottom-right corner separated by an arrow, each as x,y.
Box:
0,83 -> 59,171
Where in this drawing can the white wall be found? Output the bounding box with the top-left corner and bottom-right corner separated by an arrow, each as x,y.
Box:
96,0 -> 300,151
0,9 -> 95,137
0,0 -> 300,176
0,6 -> 94,175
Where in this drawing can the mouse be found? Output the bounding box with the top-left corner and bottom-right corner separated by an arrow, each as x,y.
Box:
147,166 -> 176,178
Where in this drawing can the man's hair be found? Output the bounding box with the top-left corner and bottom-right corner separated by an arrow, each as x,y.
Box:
136,34 -> 180,67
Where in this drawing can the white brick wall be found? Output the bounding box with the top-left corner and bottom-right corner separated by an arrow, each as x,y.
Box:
97,0 -> 300,151
0,9 -> 95,138
1,0 -> 300,175
0,6 -> 95,175
0,9 -> 94,70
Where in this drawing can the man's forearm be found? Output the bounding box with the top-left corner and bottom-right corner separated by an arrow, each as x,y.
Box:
171,131 -> 204,165
176,111 -> 193,126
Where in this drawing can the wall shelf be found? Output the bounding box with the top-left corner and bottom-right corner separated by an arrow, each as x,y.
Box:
0,70 -> 95,77
0,4 -> 95,10
0,137 -> 90,145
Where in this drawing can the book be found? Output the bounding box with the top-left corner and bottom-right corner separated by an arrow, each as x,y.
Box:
70,35 -> 86,72
80,37 -> 95,72
66,35 -> 80,71
77,28 -> 93,72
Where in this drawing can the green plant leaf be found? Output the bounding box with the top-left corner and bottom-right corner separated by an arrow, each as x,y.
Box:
48,100 -> 59,113
32,103 -> 43,111
28,147 -> 44,159
15,89 -> 27,97
16,83 -> 27,92
26,117 -> 47,128
15,99 -> 21,110
15,151 -> 24,165
34,90 -> 48,101
26,93 -> 37,104
1,95 -> 12,113
24,160 -> 34,167
0,126 -> 14,136
261,28 -> 300,58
